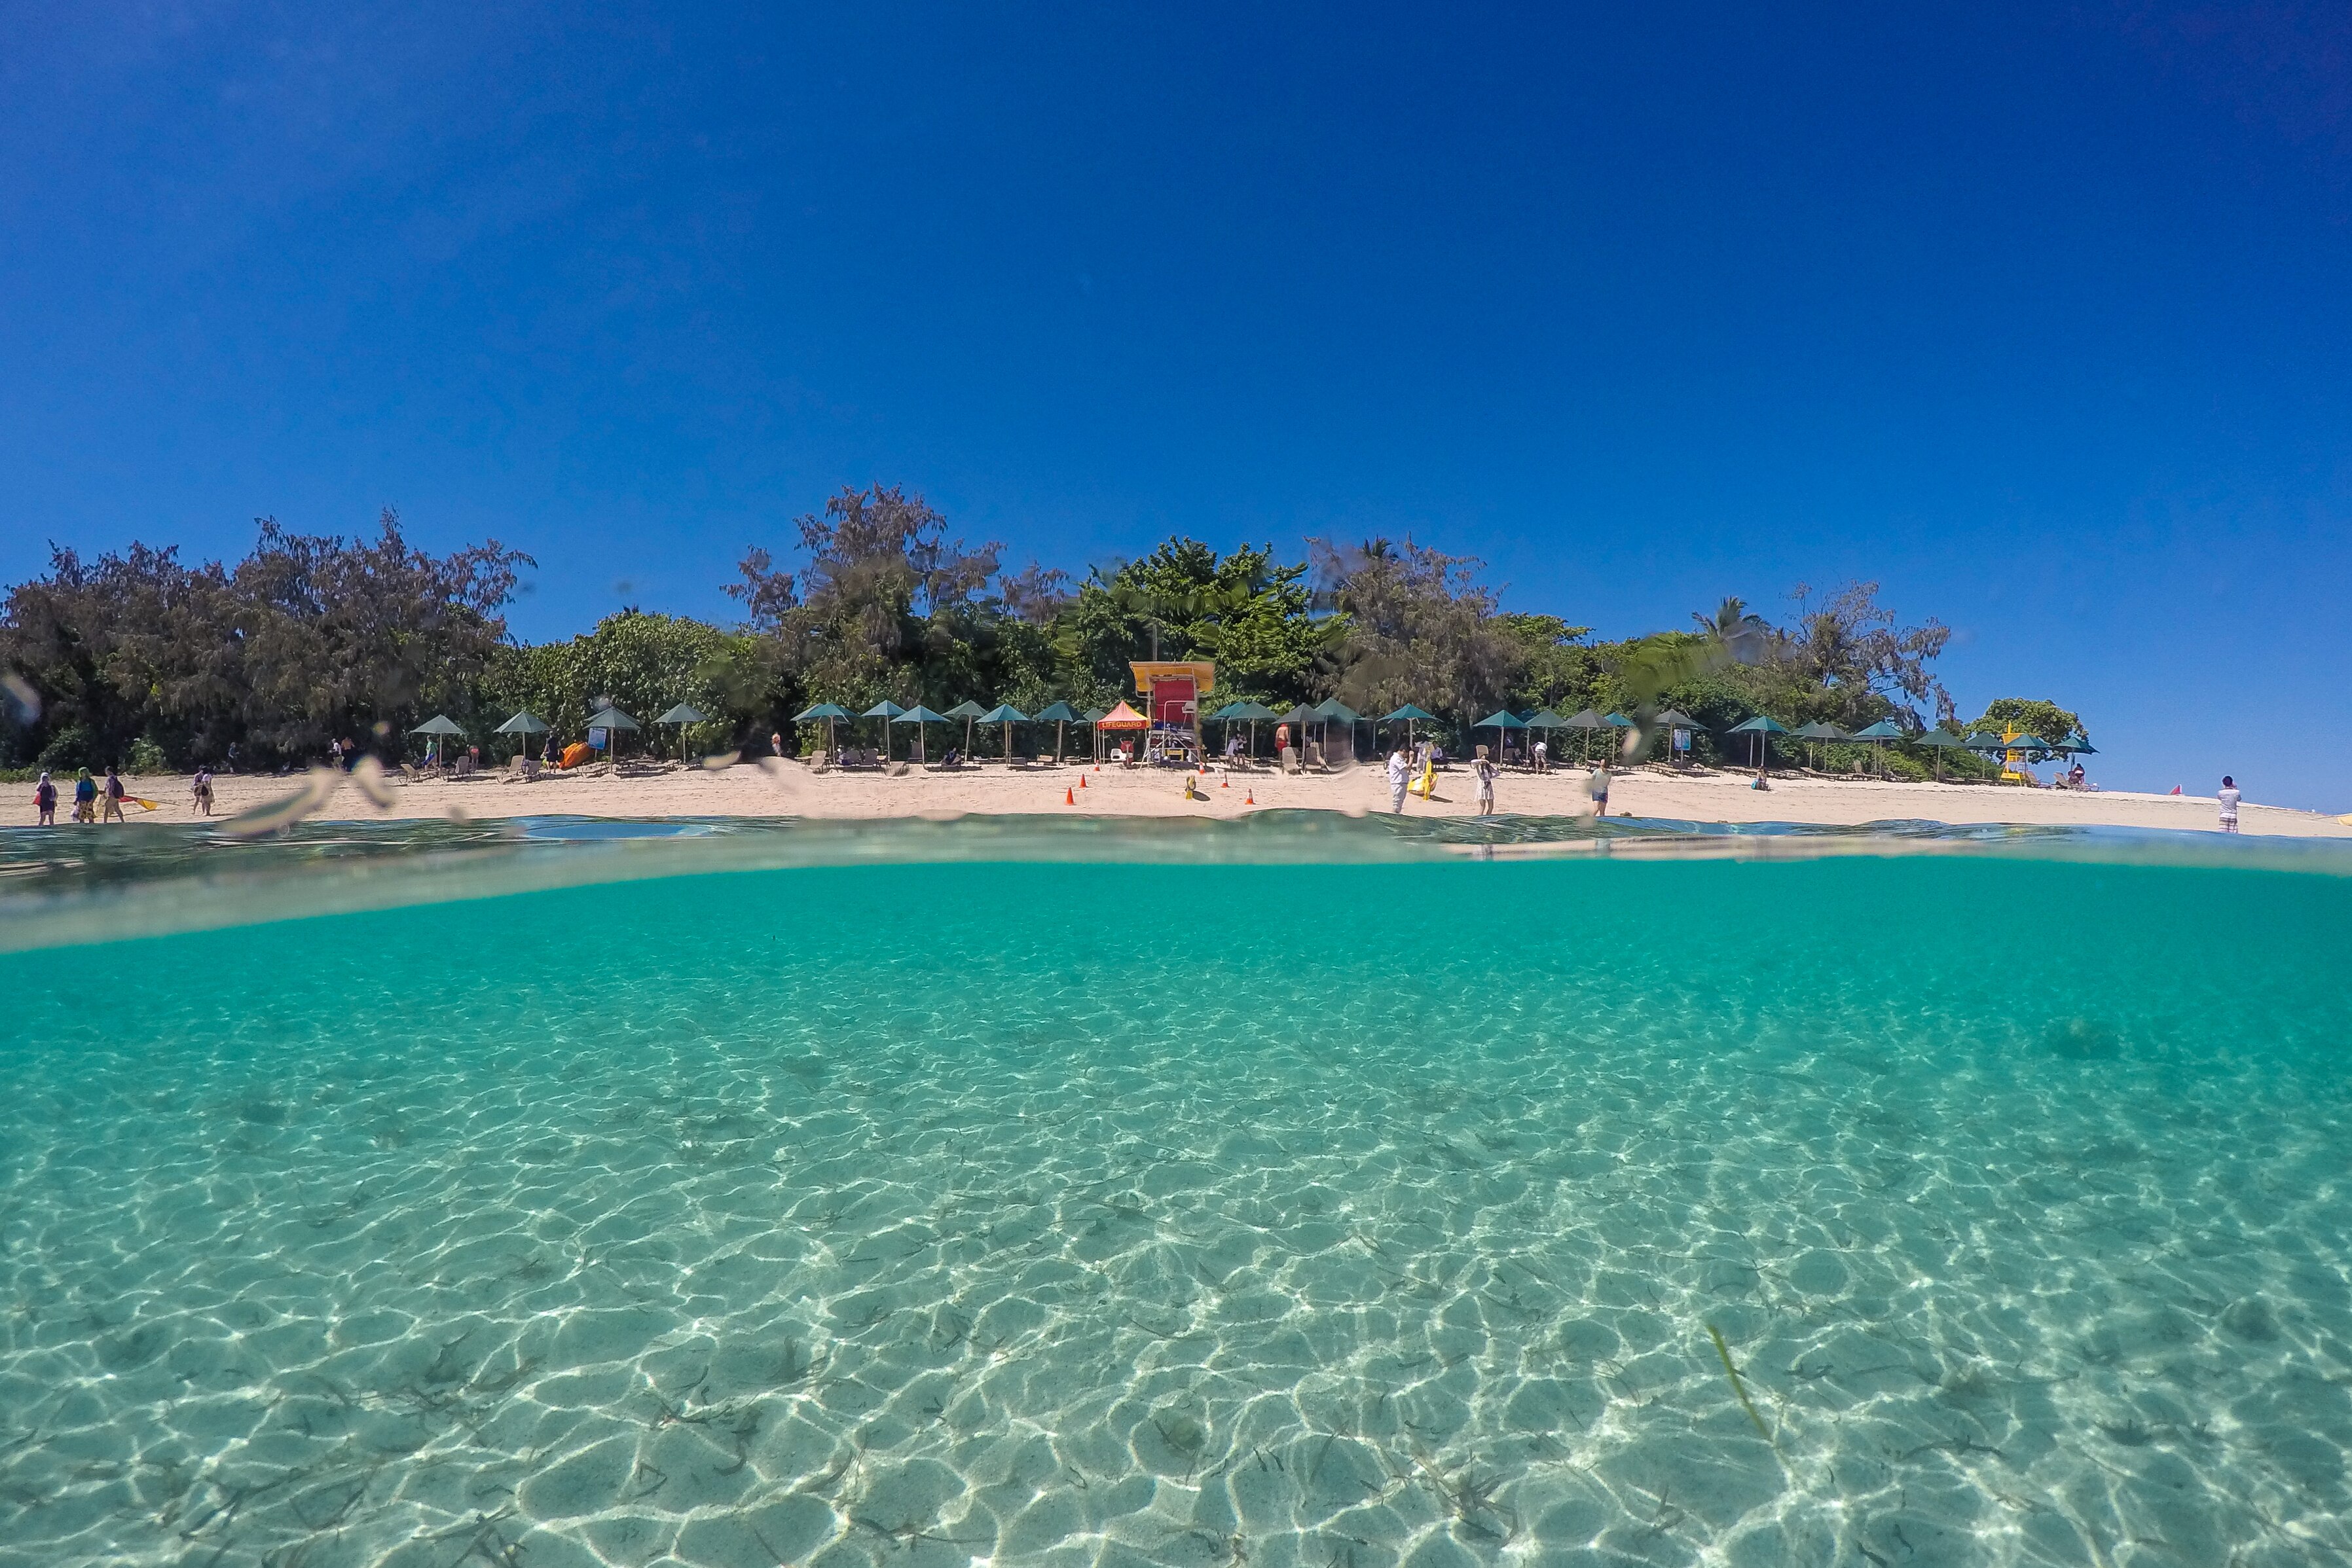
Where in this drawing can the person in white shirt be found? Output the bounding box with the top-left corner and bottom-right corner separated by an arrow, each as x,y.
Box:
1532,738 -> 1548,773
1472,746 -> 1498,814
2217,776 -> 2240,834
1386,746 -> 1410,814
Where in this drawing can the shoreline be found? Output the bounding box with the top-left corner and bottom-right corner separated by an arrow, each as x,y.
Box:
50,761 -> 2352,839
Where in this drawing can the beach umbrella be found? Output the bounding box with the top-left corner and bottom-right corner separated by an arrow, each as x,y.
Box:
1382,702 -> 1438,754
944,699 -> 987,761
1651,709 -> 1703,766
492,710 -> 548,762
862,700 -> 904,762
1792,720 -> 1848,772
980,702 -> 1029,763
411,714 -> 464,767
1082,706 -> 1108,760
2058,733 -> 2097,756
1217,699 -> 1277,761
582,705 -> 639,760
1035,701 -> 1080,763
892,704 -> 948,764
1915,725 -> 1967,781
1520,710 -> 1570,767
1850,718 -> 1903,776
1312,698 -> 1365,765
796,701 -> 853,763
1560,707 -> 1610,764
654,702 -> 707,761
1726,714 -> 1790,771
1474,709 -> 1528,764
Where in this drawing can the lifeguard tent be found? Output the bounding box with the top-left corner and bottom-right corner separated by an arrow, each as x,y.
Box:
1130,661 -> 1214,761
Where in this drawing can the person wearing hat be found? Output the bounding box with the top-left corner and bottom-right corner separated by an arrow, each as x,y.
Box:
72,767 -> 98,823
33,770 -> 56,826
1472,745 -> 1498,816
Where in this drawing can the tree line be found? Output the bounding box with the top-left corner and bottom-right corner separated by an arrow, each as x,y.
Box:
0,485 -> 2081,778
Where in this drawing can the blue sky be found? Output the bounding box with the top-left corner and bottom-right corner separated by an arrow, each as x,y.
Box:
5,4 -> 2349,805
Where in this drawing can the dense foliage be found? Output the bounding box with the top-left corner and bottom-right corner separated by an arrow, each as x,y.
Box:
0,486 -> 2082,775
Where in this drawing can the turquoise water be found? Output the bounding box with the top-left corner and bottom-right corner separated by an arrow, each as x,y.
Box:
3,829 -> 2351,1567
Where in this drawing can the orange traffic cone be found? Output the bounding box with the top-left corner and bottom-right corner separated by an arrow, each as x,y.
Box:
1245,789 -> 1255,805
1079,774 -> 1088,788
1221,776 -> 1228,788
1065,786 -> 1075,805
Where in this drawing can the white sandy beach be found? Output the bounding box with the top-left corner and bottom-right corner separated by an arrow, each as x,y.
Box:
69,759 -> 2352,837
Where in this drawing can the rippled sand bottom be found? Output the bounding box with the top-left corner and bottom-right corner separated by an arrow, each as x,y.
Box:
3,858 -> 2349,1567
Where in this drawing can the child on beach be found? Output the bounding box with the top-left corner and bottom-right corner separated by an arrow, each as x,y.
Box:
1472,746 -> 1498,815
33,771 -> 56,825
1386,745 -> 1410,814
2217,776 -> 2239,833
191,767 -> 214,816
101,765 -> 126,822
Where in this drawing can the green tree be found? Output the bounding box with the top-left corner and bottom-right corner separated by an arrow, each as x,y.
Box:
1057,539 -> 1327,710
1972,698 -> 2084,743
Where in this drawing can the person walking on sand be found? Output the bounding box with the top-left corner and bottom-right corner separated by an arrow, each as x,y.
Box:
33,770 -> 56,826
101,765 -> 127,822
72,768 -> 97,823
1472,745 -> 1498,816
1586,765 -> 1610,819
1386,744 -> 1411,814
2217,775 -> 2240,834
191,765 -> 214,816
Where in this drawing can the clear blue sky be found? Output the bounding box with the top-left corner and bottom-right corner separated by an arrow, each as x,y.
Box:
5,4 -> 2348,805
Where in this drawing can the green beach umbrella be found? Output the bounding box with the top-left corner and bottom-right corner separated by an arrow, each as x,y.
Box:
796,701 -> 853,761
1915,725 -> 1966,780
980,702 -> 1029,763
581,704 -> 638,761
1792,720 -> 1848,771
1475,710 -> 1526,763
944,699 -> 987,760
411,713 -> 463,767
1726,714 -> 1789,770
1651,709 -> 1702,765
2059,733 -> 2096,756
1311,698 -> 1363,764
1560,707 -> 1610,763
655,702 -> 707,760
1034,701 -> 1080,762
1083,706 -> 1109,759
493,709 -> 549,761
1216,699 -> 1277,760
1381,702 -> 1437,753
892,704 -> 947,764
862,700 -> 904,761
1849,718 -> 1902,776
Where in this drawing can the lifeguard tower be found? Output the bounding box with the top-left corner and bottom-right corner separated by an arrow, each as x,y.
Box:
1130,660 -> 1215,765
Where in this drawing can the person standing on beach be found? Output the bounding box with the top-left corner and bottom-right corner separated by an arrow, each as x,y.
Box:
33,771 -> 56,825
1472,745 -> 1498,815
2217,776 -> 2240,834
191,766 -> 214,816
101,765 -> 127,822
1587,765 -> 1609,818
1386,744 -> 1410,814
73,768 -> 97,822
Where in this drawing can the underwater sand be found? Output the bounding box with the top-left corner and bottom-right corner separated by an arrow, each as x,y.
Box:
3,842 -> 2349,1567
